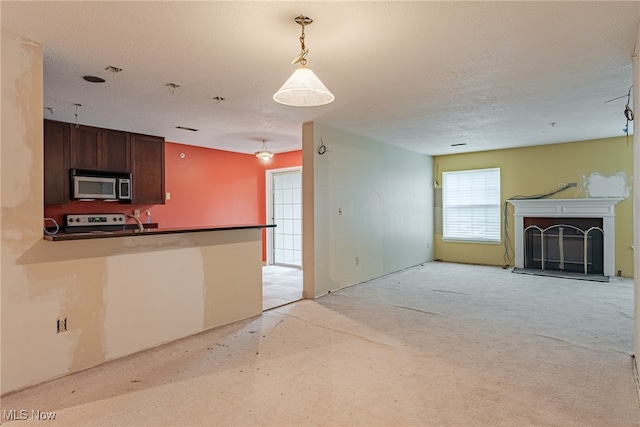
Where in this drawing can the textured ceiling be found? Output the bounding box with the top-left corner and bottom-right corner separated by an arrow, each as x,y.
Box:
2,1 -> 639,156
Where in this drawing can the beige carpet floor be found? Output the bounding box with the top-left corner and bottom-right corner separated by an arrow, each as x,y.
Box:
2,262 -> 638,426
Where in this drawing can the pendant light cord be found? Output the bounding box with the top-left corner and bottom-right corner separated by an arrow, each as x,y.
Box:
74,103 -> 81,128
299,22 -> 307,65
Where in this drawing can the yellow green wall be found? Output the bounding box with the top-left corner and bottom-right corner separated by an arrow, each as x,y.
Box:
433,136 -> 634,277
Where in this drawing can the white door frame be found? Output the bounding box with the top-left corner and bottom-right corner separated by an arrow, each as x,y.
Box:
265,166 -> 303,266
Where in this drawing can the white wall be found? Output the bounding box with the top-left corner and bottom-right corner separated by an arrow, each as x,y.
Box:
303,123 -> 433,297
1,35 -> 263,394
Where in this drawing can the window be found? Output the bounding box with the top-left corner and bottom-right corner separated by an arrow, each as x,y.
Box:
442,168 -> 501,243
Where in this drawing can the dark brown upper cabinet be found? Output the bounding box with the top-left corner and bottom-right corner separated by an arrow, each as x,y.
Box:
44,120 -> 70,205
44,119 -> 164,205
70,125 -> 130,173
131,133 -> 165,204
102,129 -> 131,172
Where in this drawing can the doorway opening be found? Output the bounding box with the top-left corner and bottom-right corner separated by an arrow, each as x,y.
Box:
264,167 -> 303,310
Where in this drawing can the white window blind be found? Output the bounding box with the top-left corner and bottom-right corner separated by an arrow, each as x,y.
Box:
442,168 -> 501,243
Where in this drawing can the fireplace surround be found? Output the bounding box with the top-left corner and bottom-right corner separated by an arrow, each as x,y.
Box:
507,198 -> 622,277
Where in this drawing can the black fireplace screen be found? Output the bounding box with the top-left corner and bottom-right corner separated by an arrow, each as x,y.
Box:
524,224 -> 604,275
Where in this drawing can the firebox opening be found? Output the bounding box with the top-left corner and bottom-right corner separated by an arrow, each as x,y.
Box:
524,217 -> 604,276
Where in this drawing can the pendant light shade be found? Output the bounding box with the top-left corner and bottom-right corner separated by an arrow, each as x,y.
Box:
273,15 -> 334,108
273,66 -> 335,107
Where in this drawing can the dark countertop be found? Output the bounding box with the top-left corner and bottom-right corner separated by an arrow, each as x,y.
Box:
43,224 -> 276,241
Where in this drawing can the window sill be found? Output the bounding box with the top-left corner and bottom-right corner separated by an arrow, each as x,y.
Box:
441,238 -> 502,245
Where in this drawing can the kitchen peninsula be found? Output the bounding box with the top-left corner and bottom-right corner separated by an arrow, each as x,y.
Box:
37,224 -> 275,350
11,222 -> 276,392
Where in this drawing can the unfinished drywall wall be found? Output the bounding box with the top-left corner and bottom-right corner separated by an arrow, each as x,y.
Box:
303,123 -> 433,297
433,136 -> 634,277
103,246 -> 206,360
1,33 -> 48,393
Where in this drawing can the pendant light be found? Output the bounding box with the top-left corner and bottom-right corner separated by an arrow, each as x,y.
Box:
255,140 -> 274,161
273,15 -> 334,107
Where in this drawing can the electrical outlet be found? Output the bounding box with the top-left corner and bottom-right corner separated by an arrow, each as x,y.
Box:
133,209 -> 140,218
56,317 -> 67,333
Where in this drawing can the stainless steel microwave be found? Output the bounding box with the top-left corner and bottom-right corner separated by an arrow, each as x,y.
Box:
71,171 -> 131,200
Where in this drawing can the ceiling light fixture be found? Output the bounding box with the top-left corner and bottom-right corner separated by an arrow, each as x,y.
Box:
273,15 -> 334,107
255,140 -> 274,161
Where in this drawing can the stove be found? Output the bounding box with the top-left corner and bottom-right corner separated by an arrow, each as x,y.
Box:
64,213 -> 127,233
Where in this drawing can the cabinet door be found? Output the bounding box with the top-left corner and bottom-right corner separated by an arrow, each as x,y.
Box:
70,125 -> 102,170
102,129 -> 131,172
44,120 -> 70,204
131,134 -> 165,204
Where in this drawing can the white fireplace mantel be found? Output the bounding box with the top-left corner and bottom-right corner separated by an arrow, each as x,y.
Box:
507,198 -> 623,276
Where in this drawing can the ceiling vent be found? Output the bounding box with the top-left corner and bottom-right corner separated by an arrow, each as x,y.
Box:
175,126 -> 198,132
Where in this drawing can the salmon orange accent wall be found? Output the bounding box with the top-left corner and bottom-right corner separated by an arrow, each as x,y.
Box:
44,142 -> 302,261
157,143 -> 262,228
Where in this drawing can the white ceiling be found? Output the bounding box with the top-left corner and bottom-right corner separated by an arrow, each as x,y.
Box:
2,1 -> 639,156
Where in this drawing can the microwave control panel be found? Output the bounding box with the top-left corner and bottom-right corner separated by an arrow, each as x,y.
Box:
65,213 -> 126,227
